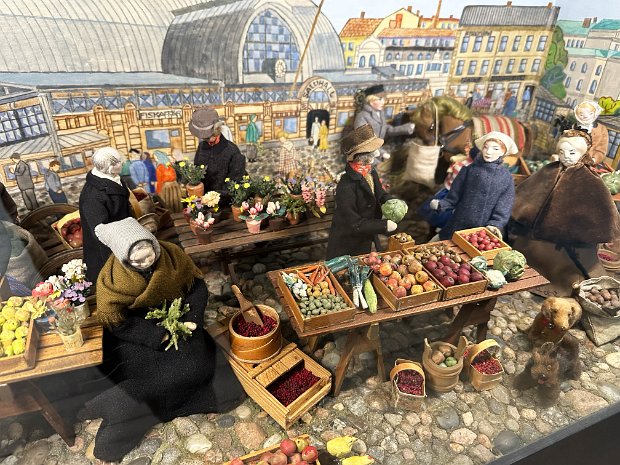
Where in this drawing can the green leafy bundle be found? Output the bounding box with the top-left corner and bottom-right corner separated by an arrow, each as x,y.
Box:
146,298 -> 193,351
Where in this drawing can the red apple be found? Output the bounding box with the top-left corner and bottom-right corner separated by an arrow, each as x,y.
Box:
470,271 -> 484,282
301,446 -> 318,462
458,274 -> 470,284
425,261 -> 438,270
269,451 -> 288,465
280,439 -> 297,457
440,276 -> 455,287
379,263 -> 393,277
394,286 -> 407,298
439,255 -> 452,266
289,453 -> 302,464
260,452 -> 274,462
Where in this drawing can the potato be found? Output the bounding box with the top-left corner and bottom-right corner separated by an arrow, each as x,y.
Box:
431,350 -> 445,364
437,344 -> 453,357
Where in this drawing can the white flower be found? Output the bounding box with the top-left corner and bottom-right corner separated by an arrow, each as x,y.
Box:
201,191 -> 221,208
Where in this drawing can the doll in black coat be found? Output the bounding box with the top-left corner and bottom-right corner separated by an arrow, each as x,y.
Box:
79,146 -> 132,283
82,218 -> 244,462
326,124 -> 397,259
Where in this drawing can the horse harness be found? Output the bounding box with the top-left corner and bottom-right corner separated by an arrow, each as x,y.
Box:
437,119 -> 474,155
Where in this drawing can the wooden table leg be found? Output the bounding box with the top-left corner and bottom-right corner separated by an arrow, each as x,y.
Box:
305,336 -> 320,353
332,324 -> 385,396
444,298 -> 497,345
27,381 -> 76,446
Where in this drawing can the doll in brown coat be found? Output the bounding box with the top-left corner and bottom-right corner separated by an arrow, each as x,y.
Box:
573,101 -> 608,165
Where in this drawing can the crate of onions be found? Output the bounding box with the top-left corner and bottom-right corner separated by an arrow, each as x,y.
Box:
390,358 -> 426,411
463,339 -> 504,391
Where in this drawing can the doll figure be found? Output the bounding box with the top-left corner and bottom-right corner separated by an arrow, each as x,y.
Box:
430,131 -> 518,241
510,129 -> 620,295
353,84 -> 415,161
44,160 -> 68,204
326,124 -> 397,259
190,108 -> 246,201
128,148 -> 149,190
311,116 -> 321,149
10,153 -> 39,211
154,150 -> 183,213
79,146 -> 132,283
573,100 -> 608,165
80,217 -> 244,462
278,134 -> 298,180
318,120 -> 329,152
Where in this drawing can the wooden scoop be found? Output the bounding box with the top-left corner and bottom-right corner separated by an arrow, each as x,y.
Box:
231,284 -> 264,326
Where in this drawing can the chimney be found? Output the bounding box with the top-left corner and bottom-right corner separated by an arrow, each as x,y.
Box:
594,17 -> 598,23
360,11 -> 365,19
583,18 -> 592,28
507,1 -> 512,6
416,10 -> 420,16
407,5 -> 412,12
433,0 -> 442,28
396,13 -> 403,28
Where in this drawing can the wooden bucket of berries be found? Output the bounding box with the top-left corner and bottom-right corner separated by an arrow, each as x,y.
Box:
390,358 -> 426,411
229,304 -> 282,364
422,336 -> 467,392
463,339 -> 504,391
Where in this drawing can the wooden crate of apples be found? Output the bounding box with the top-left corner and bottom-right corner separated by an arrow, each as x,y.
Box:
224,435 -> 320,465
53,212 -> 83,249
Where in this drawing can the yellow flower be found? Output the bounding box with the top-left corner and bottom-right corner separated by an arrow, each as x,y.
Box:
184,156 -> 189,160
234,184 -> 240,189
243,175 -> 250,180
263,176 -> 270,181
243,182 -> 250,189
225,177 -> 230,182
200,165 -> 205,169
178,161 -> 186,167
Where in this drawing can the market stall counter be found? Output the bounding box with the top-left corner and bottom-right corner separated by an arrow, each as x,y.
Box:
267,241 -> 549,395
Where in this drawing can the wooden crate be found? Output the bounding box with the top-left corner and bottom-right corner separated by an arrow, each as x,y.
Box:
221,434 -> 320,465
435,272 -> 488,301
0,316 -> 39,373
463,339 -> 504,391
387,235 -> 415,252
369,251 -> 443,312
276,266 -> 355,331
452,227 -> 511,260
208,324 -> 331,430
51,211 -> 81,250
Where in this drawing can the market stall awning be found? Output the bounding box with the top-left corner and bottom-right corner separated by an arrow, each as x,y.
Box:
0,130 -> 109,160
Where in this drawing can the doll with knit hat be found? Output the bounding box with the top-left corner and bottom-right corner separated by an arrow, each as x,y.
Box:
81,217 -> 244,462
430,131 -> 518,241
326,124 -> 398,259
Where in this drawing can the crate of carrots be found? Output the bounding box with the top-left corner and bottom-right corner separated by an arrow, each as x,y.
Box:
277,263 -> 356,331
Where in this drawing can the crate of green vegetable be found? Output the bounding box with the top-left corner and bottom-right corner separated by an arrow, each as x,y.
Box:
277,264 -> 356,332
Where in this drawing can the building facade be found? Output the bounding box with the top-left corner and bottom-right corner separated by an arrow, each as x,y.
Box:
448,2 -> 559,114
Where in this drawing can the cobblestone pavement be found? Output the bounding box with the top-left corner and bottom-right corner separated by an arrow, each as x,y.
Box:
1,141 -> 619,465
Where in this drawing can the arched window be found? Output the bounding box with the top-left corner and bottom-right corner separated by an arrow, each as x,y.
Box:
581,63 -> 588,73
418,53 -> 424,60
369,55 -> 376,67
589,80 -> 598,93
386,53 -> 393,61
569,61 -> 576,71
565,76 -> 571,87
426,53 -> 432,60
243,9 -> 300,74
596,65 -> 603,76
576,79 -> 583,91
407,53 -> 414,61
395,52 -> 401,60
359,56 -> 366,68
444,52 -> 450,60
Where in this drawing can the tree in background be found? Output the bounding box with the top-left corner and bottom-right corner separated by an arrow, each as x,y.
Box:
598,97 -> 620,116
541,26 -> 569,100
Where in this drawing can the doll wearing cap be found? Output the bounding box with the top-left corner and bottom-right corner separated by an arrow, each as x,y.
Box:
430,131 -> 517,241
573,100 -> 609,165
82,217 -> 244,462
326,124 -> 398,259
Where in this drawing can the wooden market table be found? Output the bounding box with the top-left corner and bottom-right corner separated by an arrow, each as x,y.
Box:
267,241 -> 549,395
0,320 -> 103,446
173,199 -> 335,274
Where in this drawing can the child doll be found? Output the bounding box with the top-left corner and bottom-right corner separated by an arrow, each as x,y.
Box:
430,131 -> 518,240
326,124 -> 397,259
573,100 -> 608,165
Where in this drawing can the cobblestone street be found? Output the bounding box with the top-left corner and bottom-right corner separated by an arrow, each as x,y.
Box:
1,141 -> 619,465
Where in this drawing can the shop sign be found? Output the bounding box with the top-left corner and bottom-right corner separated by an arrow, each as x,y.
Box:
490,75 -> 526,82
139,109 -> 183,120
461,77 -> 482,83
299,78 -> 337,101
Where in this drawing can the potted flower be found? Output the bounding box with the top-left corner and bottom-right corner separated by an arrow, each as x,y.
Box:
239,200 -> 268,234
301,178 -> 330,218
201,191 -> 222,223
182,195 -> 208,233
225,177 -> 254,222
176,160 -> 207,197
266,200 -> 287,231
254,175 -> 277,204
281,175 -> 303,197
281,193 -> 307,225
192,211 -> 216,244
48,298 -> 83,351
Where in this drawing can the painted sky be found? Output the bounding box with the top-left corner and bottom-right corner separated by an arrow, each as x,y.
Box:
323,0 -> 620,32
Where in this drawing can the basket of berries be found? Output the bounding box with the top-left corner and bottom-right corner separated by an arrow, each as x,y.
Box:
390,358 -> 426,411
463,339 -> 504,391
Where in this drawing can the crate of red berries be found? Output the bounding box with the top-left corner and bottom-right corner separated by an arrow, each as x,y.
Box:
390,358 -> 426,411
411,243 -> 488,300
452,227 -> 511,260
223,434 -> 321,465
463,339 -> 504,391
365,251 -> 443,312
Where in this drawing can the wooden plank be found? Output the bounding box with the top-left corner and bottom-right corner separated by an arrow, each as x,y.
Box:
255,351 -> 303,387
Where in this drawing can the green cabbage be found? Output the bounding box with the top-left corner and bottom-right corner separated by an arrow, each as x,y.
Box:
493,250 -> 527,281
381,199 -> 408,223
470,256 -> 488,272
486,270 -> 507,289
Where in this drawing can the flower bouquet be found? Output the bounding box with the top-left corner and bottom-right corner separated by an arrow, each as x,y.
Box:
48,298 -> 83,350
239,200 -> 268,234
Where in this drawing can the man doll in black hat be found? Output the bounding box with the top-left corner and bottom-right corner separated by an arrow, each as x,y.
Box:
190,108 -> 246,202
353,85 -> 414,162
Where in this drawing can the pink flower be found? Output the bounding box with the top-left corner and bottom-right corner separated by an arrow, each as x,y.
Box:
241,201 -> 250,211
255,202 -> 263,212
249,207 -> 257,216
32,281 -> 54,298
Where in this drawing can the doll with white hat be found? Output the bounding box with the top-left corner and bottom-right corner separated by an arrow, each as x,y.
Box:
573,100 -> 608,164
430,131 -> 518,240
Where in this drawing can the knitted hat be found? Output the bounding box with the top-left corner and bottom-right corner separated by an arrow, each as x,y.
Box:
474,131 -> 519,156
95,217 -> 161,265
189,108 -> 220,139
342,124 -> 384,161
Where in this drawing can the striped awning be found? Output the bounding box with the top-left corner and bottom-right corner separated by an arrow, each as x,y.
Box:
0,130 -> 109,159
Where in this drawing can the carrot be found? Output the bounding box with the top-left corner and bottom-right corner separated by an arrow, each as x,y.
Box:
297,270 -> 313,286
327,276 -> 336,295
298,264 -> 318,273
309,267 -> 320,284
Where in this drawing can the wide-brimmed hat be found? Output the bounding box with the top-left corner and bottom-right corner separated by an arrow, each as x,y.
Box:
189,108 -> 220,139
364,84 -> 386,97
342,124 -> 384,161
474,131 -> 519,156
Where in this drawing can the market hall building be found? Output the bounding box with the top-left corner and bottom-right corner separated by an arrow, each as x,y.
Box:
0,0 -> 428,186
